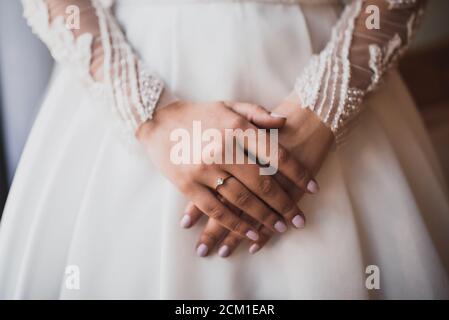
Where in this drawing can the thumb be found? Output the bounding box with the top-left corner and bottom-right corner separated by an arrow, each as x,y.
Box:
224,102 -> 287,129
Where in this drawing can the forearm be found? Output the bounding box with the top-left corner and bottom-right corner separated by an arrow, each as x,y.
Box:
22,0 -> 167,133
294,0 -> 426,143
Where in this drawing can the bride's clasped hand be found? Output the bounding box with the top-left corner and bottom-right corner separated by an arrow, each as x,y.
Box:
137,95 -> 334,258
188,95 -> 336,257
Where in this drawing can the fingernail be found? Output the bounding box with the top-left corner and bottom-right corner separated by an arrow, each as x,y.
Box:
196,243 -> 209,257
249,243 -> 260,254
246,230 -> 259,241
307,179 -> 319,194
218,245 -> 230,258
274,220 -> 287,233
180,214 -> 191,228
292,214 -> 305,229
270,112 -> 286,118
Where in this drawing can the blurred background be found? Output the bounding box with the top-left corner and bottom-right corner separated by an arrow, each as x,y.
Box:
0,0 -> 54,215
0,0 -> 448,217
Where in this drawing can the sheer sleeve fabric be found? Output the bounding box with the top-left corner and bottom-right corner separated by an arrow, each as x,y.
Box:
294,0 -> 426,143
22,0 -> 174,134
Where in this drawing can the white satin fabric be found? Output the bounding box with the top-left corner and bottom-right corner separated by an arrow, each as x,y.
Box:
0,0 -> 448,299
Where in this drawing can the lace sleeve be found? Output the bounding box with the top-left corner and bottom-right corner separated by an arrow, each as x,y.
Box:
294,0 -> 426,143
22,0 -> 175,134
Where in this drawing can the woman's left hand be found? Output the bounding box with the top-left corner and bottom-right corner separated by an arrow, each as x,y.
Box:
182,93 -> 335,257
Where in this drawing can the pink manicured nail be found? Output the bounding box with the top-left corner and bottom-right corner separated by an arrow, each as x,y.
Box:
218,245 -> 230,258
196,244 -> 208,257
249,244 -> 260,254
180,214 -> 191,228
292,214 -> 305,229
246,230 -> 259,241
274,221 -> 287,233
270,112 -> 286,118
307,179 -> 319,194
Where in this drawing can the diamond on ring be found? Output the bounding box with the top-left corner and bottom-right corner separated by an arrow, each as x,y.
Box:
216,178 -> 224,187
216,177 -> 230,190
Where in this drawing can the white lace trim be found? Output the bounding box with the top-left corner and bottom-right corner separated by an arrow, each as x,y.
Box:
294,1 -> 364,141
23,0 -> 95,83
294,0 -> 424,143
22,0 -> 165,134
386,0 -> 418,9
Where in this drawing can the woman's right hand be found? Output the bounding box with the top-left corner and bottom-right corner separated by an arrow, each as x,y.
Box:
136,100 -> 317,240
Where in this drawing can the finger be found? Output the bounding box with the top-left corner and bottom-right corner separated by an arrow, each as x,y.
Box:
193,174 -> 306,256
196,218 -> 229,257
226,115 -> 318,194
217,229 -> 244,257
248,225 -> 275,255
217,212 -> 258,257
182,194 -> 243,228
224,102 -> 286,129
189,195 -> 244,257
273,172 -> 303,202
219,215 -> 275,256
275,144 -> 319,194
180,202 -> 203,228
272,173 -> 307,228
210,175 -> 287,234
218,213 -> 258,258
191,185 -> 260,241
216,174 -> 308,257
226,163 -> 305,229
192,196 -> 247,258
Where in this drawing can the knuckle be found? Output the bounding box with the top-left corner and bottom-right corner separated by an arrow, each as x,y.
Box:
224,235 -> 241,248
280,201 -> 295,215
260,227 -> 274,241
258,210 -> 271,223
201,231 -> 218,244
206,204 -> 224,220
177,179 -> 192,194
215,141 -> 225,155
230,218 -> 243,233
229,116 -> 246,130
252,104 -> 264,112
295,169 -> 310,187
258,177 -> 275,195
277,147 -> 289,164
195,163 -> 209,173
234,189 -> 252,207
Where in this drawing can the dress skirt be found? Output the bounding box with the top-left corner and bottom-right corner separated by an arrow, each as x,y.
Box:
0,0 -> 448,299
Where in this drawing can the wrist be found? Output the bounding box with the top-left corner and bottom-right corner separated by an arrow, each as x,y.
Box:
135,99 -> 185,145
292,107 -> 333,147
273,94 -> 334,174
275,94 -> 333,147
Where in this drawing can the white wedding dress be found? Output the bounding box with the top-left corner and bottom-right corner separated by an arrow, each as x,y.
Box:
0,0 -> 448,299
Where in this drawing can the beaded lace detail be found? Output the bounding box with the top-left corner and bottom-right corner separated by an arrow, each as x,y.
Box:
22,0 -> 165,133
386,0 -> 418,9
294,0 -> 425,142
